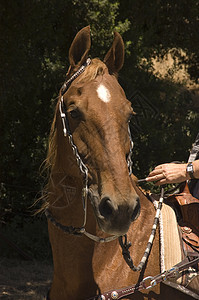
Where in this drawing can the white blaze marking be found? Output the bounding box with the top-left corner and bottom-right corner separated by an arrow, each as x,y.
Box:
97,84 -> 111,103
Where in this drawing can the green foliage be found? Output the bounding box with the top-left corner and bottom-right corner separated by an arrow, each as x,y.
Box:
0,0 -> 198,257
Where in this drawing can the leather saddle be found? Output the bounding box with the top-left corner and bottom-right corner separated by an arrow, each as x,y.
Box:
166,182 -> 199,251
166,182 -> 199,293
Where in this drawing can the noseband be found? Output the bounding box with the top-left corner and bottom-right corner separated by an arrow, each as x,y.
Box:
45,58 -> 134,243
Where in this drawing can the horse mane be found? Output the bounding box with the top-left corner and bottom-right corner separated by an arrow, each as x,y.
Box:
38,58 -> 108,211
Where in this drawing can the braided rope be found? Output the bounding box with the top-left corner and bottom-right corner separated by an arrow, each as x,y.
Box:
119,188 -> 164,272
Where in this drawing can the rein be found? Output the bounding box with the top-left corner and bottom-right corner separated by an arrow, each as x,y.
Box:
119,188 -> 164,271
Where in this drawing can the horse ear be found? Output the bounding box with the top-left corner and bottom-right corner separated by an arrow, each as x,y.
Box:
104,31 -> 124,75
69,26 -> 91,68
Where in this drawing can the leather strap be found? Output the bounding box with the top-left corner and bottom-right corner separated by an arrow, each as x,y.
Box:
186,162 -> 195,179
87,257 -> 199,300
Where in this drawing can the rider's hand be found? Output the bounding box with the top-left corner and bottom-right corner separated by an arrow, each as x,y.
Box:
146,163 -> 189,185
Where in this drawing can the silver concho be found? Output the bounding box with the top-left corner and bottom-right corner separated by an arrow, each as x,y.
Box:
111,291 -> 119,299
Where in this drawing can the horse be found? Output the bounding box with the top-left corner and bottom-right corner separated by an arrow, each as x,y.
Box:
43,26 -> 198,300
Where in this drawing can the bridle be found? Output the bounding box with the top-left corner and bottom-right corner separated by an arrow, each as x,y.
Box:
45,58 -> 134,243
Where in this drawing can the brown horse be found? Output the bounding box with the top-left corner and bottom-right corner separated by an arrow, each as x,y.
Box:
44,26 -> 197,300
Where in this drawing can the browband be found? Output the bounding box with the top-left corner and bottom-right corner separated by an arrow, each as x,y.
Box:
61,58 -> 92,95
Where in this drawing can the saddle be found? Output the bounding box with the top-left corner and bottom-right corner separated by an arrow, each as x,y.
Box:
165,182 -> 199,294
166,182 -> 199,252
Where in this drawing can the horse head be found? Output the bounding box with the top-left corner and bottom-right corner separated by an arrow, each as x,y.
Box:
56,26 -> 140,236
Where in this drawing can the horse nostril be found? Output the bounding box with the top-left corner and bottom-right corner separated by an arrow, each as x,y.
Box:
131,197 -> 140,222
99,197 -> 114,219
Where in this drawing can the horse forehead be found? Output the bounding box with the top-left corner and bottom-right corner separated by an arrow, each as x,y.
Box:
84,78 -> 131,116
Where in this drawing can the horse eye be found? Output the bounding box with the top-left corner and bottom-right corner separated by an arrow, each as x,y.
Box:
69,108 -> 81,119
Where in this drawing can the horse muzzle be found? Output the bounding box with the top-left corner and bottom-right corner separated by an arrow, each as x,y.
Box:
89,189 -> 140,235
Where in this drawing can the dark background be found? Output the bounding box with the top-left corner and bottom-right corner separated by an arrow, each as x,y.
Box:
0,0 -> 198,260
